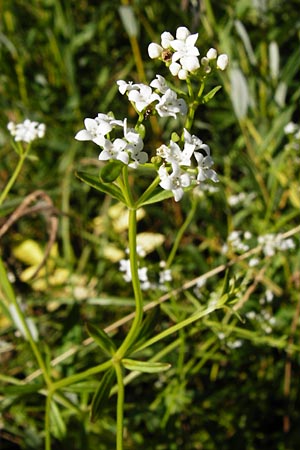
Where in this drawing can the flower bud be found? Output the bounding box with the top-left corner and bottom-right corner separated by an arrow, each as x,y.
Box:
217,54 -> 229,71
206,48 -> 217,60
148,43 -> 163,59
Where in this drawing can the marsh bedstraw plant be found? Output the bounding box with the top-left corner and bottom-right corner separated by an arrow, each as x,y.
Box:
0,26 -> 230,450
75,26 -> 229,449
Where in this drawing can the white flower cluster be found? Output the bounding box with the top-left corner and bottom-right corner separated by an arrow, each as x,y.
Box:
258,233 -> 295,257
284,121 -> 300,138
117,75 -> 187,118
157,128 -> 218,202
148,26 -> 228,80
222,230 -> 295,260
75,26 -> 225,202
119,255 -> 172,292
75,114 -> 147,169
7,119 -> 46,143
284,121 -> 300,151
221,230 -> 252,254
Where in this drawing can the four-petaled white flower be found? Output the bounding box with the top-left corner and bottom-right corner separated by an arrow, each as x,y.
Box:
157,140 -> 194,167
194,153 -> 219,183
158,164 -> 192,202
128,84 -> 160,112
150,74 -> 169,94
8,119 -> 46,143
184,128 -> 210,154
117,80 -> 140,95
155,89 -> 187,118
99,137 -> 129,164
123,120 -> 148,168
75,113 -> 122,146
170,26 -> 200,75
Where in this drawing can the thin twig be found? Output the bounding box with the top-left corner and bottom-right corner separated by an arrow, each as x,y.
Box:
0,190 -> 58,279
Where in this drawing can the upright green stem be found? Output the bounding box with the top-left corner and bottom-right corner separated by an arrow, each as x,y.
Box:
45,393 -> 52,450
115,207 -> 144,358
0,144 -> 30,206
12,296 -> 52,387
115,362 -> 125,450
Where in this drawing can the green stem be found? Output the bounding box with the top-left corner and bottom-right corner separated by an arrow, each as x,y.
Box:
115,362 -> 125,450
136,299 -> 225,353
45,393 -> 52,450
51,360 -> 112,391
136,174 -> 160,207
115,208 -> 144,358
0,144 -> 30,206
166,197 -> 197,268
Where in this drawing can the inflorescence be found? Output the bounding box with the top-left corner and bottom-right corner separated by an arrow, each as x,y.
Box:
75,26 -> 229,202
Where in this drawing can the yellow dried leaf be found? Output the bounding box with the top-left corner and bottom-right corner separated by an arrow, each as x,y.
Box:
13,240 -> 44,266
136,232 -> 165,255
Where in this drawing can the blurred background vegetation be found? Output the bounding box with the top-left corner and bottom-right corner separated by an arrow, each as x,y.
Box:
1,0 -> 300,449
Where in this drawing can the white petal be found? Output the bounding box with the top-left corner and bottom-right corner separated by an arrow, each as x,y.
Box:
75,129 -> 91,141
176,26 -> 190,40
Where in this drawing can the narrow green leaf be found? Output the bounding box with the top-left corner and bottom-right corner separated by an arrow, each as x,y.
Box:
0,382 -> 43,395
100,160 -> 123,183
90,367 -> 115,423
86,322 -> 116,356
119,5 -> 139,37
122,358 -> 171,373
202,85 -> 222,104
75,171 -> 125,203
50,400 -> 67,440
0,257 -> 16,304
220,269 -> 231,297
128,308 -> 160,353
137,187 -> 175,206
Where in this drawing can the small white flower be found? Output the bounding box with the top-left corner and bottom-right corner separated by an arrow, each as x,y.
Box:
123,120 -> 147,168
155,89 -> 187,118
170,26 -> 200,73
150,74 -> 169,94
249,257 -> 260,267
75,114 -> 119,146
217,54 -> 229,71
194,152 -> 218,183
117,80 -> 140,95
284,121 -> 299,135
128,84 -> 160,112
184,129 -> 210,154
158,164 -> 192,202
99,138 -> 129,164
157,140 -> 194,167
119,259 -> 132,282
8,119 -> 46,143
159,268 -> 172,284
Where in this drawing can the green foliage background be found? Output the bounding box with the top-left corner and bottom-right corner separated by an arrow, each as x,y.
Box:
1,0 -> 300,449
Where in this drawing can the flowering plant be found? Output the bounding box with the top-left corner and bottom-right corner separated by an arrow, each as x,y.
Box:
73,25 -> 230,448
